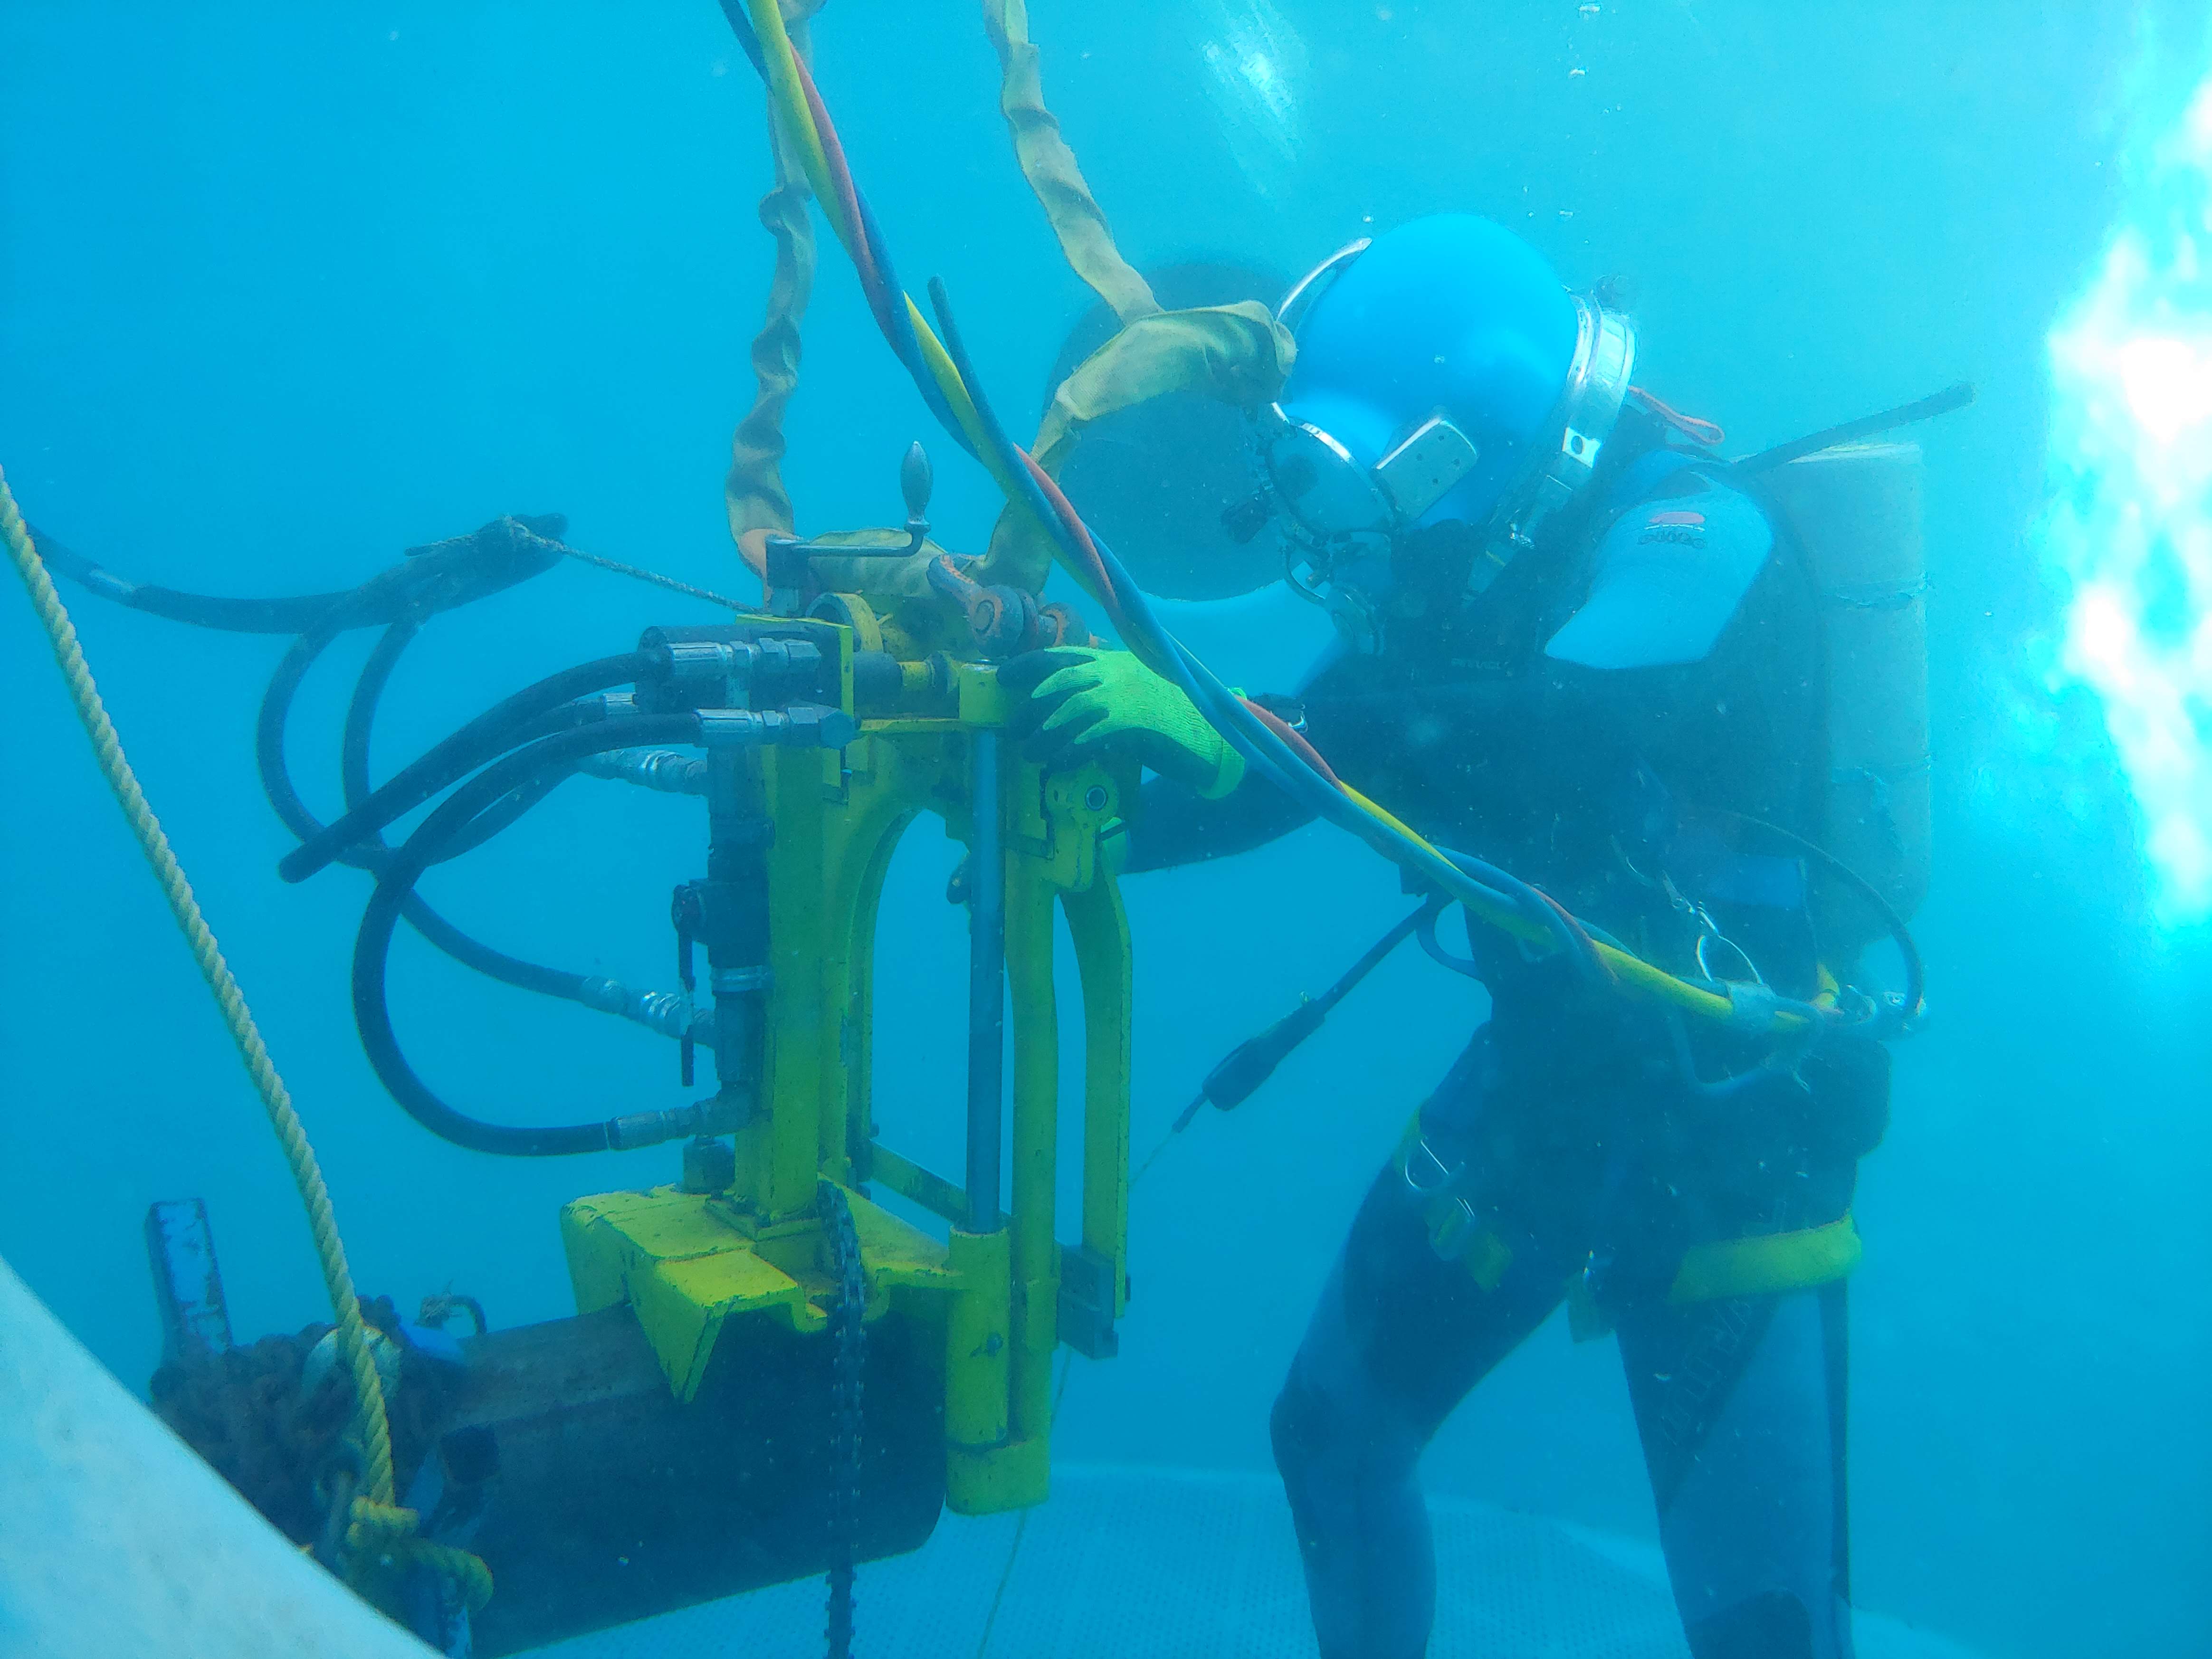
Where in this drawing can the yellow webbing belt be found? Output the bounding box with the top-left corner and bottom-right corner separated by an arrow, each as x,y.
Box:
725,0 -> 829,578
968,0 -> 1297,594
1397,1117 -> 1862,1313
982,0 -> 1158,326
976,301 -> 1296,591
1668,1213 -> 1862,1306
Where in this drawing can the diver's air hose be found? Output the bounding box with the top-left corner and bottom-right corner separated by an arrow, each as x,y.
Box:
351,712 -> 703,1157
280,649 -> 653,883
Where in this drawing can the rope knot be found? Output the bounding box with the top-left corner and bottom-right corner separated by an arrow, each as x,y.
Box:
345,1497 -> 495,1614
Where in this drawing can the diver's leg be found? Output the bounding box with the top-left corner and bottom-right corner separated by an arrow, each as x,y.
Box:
1617,1282 -> 1854,1659
1270,1042 -> 1577,1659
1272,1207 -> 1565,1659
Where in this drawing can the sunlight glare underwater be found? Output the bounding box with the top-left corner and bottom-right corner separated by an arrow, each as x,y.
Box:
2043,58 -> 2212,922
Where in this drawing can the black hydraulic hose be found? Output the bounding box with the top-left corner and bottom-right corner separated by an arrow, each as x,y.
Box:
353,713 -> 700,1156
256,603 -> 587,993
336,615 -> 596,997
26,512 -> 569,634
256,587 -> 385,845
42,503 -> 659,1020
342,615 -> 420,814
341,615 -> 573,865
280,649 -> 653,883
29,522 -> 378,634
241,573 -> 603,1003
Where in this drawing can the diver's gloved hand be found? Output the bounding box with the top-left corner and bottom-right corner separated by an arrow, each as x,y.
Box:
1001,646 -> 1246,799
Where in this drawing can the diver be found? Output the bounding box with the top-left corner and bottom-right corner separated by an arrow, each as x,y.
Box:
1004,214 -> 1894,1659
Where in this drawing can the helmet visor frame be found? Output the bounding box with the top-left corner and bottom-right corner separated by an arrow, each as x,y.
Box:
1259,404 -> 1482,552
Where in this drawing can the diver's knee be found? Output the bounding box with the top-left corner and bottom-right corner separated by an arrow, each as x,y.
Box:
1273,1356 -> 1417,1495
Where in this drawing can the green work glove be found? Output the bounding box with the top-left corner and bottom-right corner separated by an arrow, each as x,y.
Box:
1001,646 -> 1247,799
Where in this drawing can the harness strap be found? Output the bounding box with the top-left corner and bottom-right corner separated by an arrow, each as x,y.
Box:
1668,1212 -> 1861,1305
1398,1118 -> 1862,1313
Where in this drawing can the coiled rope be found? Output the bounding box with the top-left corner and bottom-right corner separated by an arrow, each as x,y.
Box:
0,464 -> 397,1505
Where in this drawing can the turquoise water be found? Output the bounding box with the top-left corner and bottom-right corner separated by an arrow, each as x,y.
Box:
3,6 -> 2209,1656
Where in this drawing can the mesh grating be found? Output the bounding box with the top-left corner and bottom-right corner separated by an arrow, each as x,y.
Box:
536,1464 -> 1984,1659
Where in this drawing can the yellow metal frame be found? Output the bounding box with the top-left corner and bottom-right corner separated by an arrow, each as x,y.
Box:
561,609 -> 1132,1516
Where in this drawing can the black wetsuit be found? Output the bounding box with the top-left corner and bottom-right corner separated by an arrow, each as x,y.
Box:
1130,444 -> 1889,1659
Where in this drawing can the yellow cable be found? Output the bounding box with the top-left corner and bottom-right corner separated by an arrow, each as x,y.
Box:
0,466 -> 399,1507
1339,787 -> 1776,1030
747,0 -> 850,253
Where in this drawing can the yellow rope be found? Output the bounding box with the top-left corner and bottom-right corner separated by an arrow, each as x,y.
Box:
348,1498 -> 496,1613
0,464 -> 398,1506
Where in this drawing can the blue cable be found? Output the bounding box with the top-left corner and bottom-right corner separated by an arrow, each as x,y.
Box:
715,0 -> 767,76
716,0 -> 971,455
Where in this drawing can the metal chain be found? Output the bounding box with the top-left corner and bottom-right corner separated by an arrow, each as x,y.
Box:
819,1181 -> 866,1659
552,542 -> 747,612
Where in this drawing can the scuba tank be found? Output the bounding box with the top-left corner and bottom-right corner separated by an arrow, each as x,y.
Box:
1756,441 -> 1932,962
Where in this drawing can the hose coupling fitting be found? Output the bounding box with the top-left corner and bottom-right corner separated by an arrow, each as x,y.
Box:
695,704 -> 858,751
641,630 -> 826,709
606,1089 -> 754,1151
578,747 -> 708,795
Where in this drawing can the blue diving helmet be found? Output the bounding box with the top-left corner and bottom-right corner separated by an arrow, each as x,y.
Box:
1260,215 -> 1636,645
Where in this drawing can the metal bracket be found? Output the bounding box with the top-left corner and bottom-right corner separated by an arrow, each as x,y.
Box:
1056,1243 -> 1120,1360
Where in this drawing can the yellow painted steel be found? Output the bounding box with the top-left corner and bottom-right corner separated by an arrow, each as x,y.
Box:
1063,860 -> 1132,1324
1004,854 -> 1060,1473
561,1182 -> 956,1403
561,613 -> 1133,1514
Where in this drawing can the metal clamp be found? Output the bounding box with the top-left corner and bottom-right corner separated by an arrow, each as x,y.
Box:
1401,1130 -> 1463,1198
